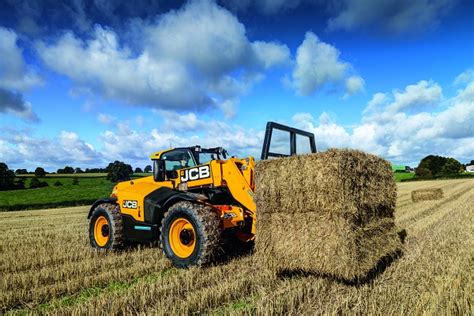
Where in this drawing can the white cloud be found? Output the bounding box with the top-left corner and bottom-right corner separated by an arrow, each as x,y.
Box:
217,99 -> 238,118
433,82 -> 474,139
292,112 -> 351,149
36,0 -> 290,114
345,75 -> 365,96
135,115 -> 145,127
99,119 -> 263,165
0,89 -> 39,122
290,76 -> 474,164
0,27 -> 41,121
290,32 -> 363,96
454,69 -> 474,86
154,110 -> 203,132
222,0 -> 304,15
364,92 -> 387,113
97,113 -> 115,125
251,41 -> 291,69
388,80 -> 442,113
363,80 -> 443,120
327,0 -> 455,34
0,27 -> 42,91
0,129 -> 103,170
2,73 -> 472,170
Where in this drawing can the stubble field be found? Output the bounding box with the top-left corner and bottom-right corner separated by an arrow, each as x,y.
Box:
1,179 -> 472,314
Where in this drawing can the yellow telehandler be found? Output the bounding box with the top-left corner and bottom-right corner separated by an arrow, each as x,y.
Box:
88,122 -> 316,267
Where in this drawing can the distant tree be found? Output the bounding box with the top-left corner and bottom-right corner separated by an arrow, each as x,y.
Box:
85,168 -> 105,173
72,178 -> 80,185
56,168 -> 64,174
0,163 -> 15,190
135,167 -> 143,173
29,177 -> 40,188
29,177 -> 49,188
106,161 -> 132,182
415,167 -> 432,179
63,166 -> 74,174
74,167 -> 84,174
144,165 -> 152,173
468,160 -> 474,166
34,167 -> 46,177
439,158 -> 462,175
416,155 -> 462,178
15,178 -> 26,189
15,169 -> 28,175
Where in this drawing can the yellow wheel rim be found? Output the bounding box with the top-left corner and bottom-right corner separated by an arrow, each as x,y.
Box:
169,218 -> 196,258
94,216 -> 110,247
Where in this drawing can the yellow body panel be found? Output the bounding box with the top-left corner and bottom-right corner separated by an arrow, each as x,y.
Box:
150,148 -> 175,160
175,160 -> 220,188
221,161 -> 256,212
115,176 -> 172,222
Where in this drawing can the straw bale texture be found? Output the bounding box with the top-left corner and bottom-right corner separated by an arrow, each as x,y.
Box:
411,188 -> 443,202
255,149 -> 401,281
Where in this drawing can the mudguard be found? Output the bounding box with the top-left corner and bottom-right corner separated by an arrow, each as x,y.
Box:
143,187 -> 207,224
87,198 -> 118,219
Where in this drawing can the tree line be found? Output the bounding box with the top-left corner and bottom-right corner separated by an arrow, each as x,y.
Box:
0,161 -> 153,191
1,154 -> 472,191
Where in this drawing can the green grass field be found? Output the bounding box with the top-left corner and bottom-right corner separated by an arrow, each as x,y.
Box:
393,172 -> 416,182
2,172 -> 471,211
16,173 -> 153,178
0,177 -> 114,211
16,173 -> 108,178
0,174 -> 153,211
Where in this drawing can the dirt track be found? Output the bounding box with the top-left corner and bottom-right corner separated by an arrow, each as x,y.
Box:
1,179 -> 473,314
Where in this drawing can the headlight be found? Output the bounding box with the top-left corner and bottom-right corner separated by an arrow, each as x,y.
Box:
111,186 -> 118,198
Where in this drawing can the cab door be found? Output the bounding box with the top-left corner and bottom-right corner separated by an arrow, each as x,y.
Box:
160,148 -> 197,178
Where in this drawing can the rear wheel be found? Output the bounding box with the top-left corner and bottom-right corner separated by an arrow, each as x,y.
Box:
89,203 -> 123,250
160,201 -> 221,268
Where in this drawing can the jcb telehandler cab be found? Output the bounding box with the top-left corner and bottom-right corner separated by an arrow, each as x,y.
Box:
88,122 -> 316,267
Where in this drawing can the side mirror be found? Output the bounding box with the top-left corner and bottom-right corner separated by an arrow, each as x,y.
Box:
153,160 -> 166,182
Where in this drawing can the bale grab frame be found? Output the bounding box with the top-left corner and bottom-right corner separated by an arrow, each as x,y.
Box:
260,121 -> 317,160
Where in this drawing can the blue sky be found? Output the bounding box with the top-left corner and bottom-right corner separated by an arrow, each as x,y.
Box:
0,0 -> 473,171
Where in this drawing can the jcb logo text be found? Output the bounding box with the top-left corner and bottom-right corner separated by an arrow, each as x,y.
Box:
122,200 -> 138,209
180,166 -> 210,182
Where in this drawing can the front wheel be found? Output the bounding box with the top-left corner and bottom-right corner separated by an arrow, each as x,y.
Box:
160,201 -> 221,268
89,203 -> 123,250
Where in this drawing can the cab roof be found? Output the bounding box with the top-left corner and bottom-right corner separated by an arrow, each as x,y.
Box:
150,146 -> 228,160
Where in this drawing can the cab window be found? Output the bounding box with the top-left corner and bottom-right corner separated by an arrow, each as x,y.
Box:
161,149 -> 196,171
198,152 -> 219,164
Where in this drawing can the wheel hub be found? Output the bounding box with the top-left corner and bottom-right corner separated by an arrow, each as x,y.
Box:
94,215 -> 110,247
101,224 -> 109,237
169,218 -> 196,258
179,229 -> 193,245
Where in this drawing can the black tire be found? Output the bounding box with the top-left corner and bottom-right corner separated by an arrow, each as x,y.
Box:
160,201 -> 221,268
89,203 -> 123,250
